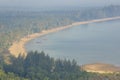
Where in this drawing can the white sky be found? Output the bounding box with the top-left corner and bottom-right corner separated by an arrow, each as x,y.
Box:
0,0 -> 120,8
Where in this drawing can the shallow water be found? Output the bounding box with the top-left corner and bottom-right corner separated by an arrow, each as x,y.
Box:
26,20 -> 120,65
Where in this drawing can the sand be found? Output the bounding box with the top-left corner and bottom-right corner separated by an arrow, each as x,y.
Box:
9,16 -> 120,58
82,63 -> 120,74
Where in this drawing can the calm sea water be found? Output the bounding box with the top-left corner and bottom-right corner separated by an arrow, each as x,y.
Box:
26,20 -> 120,65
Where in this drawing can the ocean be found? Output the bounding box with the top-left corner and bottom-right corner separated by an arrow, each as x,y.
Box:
26,20 -> 120,65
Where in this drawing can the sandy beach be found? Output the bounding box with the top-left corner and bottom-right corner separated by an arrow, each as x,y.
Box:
82,63 -> 120,74
9,16 -> 120,58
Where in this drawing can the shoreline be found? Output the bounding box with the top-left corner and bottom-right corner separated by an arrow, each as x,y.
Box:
9,16 -> 120,57
82,63 -> 120,74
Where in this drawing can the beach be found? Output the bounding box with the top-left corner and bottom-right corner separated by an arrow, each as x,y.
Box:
9,16 -> 120,58
82,63 -> 120,74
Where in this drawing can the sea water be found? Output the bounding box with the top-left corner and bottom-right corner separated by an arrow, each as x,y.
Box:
26,20 -> 120,65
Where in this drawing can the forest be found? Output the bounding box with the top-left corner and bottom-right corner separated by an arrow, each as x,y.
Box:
0,51 -> 120,80
0,5 -> 120,80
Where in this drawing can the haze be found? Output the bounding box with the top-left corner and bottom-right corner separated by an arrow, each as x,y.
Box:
0,0 -> 120,8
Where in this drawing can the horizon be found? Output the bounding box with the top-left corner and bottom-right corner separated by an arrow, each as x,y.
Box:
0,5 -> 120,12
0,0 -> 120,9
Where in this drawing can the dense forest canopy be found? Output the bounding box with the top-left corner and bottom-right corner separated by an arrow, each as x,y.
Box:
0,51 -> 120,80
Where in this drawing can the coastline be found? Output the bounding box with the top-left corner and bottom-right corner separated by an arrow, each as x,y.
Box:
82,63 -> 120,74
9,16 -> 120,58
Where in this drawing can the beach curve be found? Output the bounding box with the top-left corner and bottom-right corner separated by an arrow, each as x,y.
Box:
9,16 -> 120,58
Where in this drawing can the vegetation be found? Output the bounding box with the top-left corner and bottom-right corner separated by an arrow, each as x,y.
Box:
0,5 -> 120,56
0,51 -> 119,80
0,69 -> 28,80
3,51 -> 81,80
0,60 -> 28,80
0,5 -> 120,79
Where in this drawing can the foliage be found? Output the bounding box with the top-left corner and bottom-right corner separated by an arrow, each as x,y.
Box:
0,5 -> 120,56
2,51 -> 120,80
0,69 -> 28,80
0,5 -> 120,80
4,51 -> 82,80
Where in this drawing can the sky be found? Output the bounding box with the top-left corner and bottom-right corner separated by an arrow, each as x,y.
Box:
0,0 -> 120,8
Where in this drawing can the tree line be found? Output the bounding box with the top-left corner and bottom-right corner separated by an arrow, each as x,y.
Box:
0,51 -> 119,80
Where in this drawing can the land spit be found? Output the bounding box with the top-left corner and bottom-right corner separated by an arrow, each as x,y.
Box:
9,16 -> 120,73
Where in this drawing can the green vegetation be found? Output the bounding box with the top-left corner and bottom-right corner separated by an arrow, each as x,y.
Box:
0,5 -> 120,56
0,69 -> 28,80
3,51 -> 81,80
0,60 -> 28,80
0,51 -> 119,80
0,5 -> 120,79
